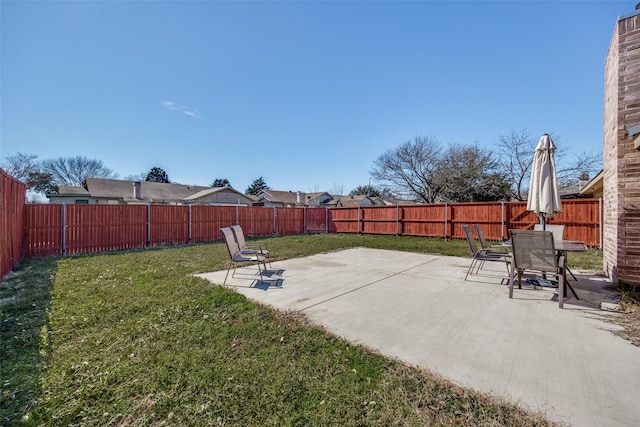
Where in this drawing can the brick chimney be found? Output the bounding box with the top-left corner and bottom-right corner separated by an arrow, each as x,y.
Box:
133,181 -> 142,200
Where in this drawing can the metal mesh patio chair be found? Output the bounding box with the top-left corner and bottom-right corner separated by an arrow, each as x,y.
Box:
220,227 -> 268,286
231,225 -> 271,267
508,229 -> 567,308
533,224 -> 565,242
533,224 -> 576,280
462,225 -> 510,281
473,224 -> 509,255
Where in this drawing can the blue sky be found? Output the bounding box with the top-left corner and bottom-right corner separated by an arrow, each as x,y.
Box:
1,0 -> 636,194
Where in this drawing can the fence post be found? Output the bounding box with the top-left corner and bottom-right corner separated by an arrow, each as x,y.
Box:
235,204 -> 239,225
325,207 -> 328,234
501,200 -> 505,241
273,207 -> 277,236
146,204 -> 151,247
188,204 -> 192,244
61,203 -> 67,256
396,203 -> 399,237
357,206 -> 361,235
444,202 -> 448,241
303,207 -> 307,234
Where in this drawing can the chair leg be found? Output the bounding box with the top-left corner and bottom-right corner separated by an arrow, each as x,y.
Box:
508,260 -> 515,298
223,262 -> 232,285
465,258 -> 477,280
558,255 -> 566,309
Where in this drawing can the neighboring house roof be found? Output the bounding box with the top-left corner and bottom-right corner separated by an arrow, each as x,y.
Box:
83,178 -> 211,203
50,178 -> 252,205
184,186 -> 250,202
56,186 -> 90,196
580,169 -> 604,199
331,195 -> 378,207
257,190 -> 332,206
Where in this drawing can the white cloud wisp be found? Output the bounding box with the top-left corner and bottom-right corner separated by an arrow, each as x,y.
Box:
162,100 -> 203,118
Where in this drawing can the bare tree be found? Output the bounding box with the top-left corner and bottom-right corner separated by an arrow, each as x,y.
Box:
330,183 -> 345,196
2,152 -> 56,194
370,136 -> 445,203
555,150 -> 602,191
495,129 -> 537,201
496,129 -> 602,200
125,172 -> 149,181
437,143 -> 511,202
41,155 -> 118,187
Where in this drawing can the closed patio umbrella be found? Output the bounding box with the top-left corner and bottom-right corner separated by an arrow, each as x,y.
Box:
526,134 -> 562,229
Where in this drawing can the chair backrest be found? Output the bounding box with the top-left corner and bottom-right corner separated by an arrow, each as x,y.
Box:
533,224 -> 564,243
473,224 -> 490,250
510,229 -> 557,273
231,225 -> 248,249
462,225 -> 480,256
220,227 -> 241,259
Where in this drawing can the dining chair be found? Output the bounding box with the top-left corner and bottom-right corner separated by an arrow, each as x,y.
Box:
509,229 -> 567,308
231,224 -> 271,267
220,227 -> 268,286
473,224 -> 509,255
462,225 -> 510,281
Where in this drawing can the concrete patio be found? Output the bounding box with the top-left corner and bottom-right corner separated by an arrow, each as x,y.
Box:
197,247 -> 639,427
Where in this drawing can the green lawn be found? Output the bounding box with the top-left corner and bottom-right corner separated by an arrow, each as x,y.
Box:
2,233 -> 600,426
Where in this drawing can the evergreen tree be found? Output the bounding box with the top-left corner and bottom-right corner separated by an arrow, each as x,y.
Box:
245,176 -> 269,195
349,185 -> 381,197
212,178 -> 230,187
145,167 -> 170,183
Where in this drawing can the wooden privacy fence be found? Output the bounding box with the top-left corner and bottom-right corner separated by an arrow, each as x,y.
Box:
1,170 -> 26,279
18,199 -> 601,261
22,204 -> 329,259
329,199 -> 602,248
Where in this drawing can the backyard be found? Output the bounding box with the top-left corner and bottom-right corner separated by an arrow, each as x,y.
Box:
1,233 -> 633,426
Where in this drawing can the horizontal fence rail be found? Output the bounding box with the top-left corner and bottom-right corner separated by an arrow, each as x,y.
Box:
18,199 -> 601,261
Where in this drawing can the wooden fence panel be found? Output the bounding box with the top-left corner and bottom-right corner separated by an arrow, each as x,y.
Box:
149,205 -> 189,246
401,205 -> 448,237
275,207 -> 304,235
1,171 -> 26,277
306,207 -> 328,234
449,202 -> 506,241
65,205 -> 147,255
237,206 -> 274,237
504,200 -> 600,247
362,206 -> 398,235
329,207 -> 358,233
22,204 -> 62,259
191,205 -> 236,243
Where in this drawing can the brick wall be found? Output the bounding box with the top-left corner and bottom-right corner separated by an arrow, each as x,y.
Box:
604,9 -> 640,285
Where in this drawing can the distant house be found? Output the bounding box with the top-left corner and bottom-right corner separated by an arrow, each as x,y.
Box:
328,195 -> 418,207
48,178 -> 254,206
329,195 -> 381,207
255,190 -> 333,208
580,169 -> 604,199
